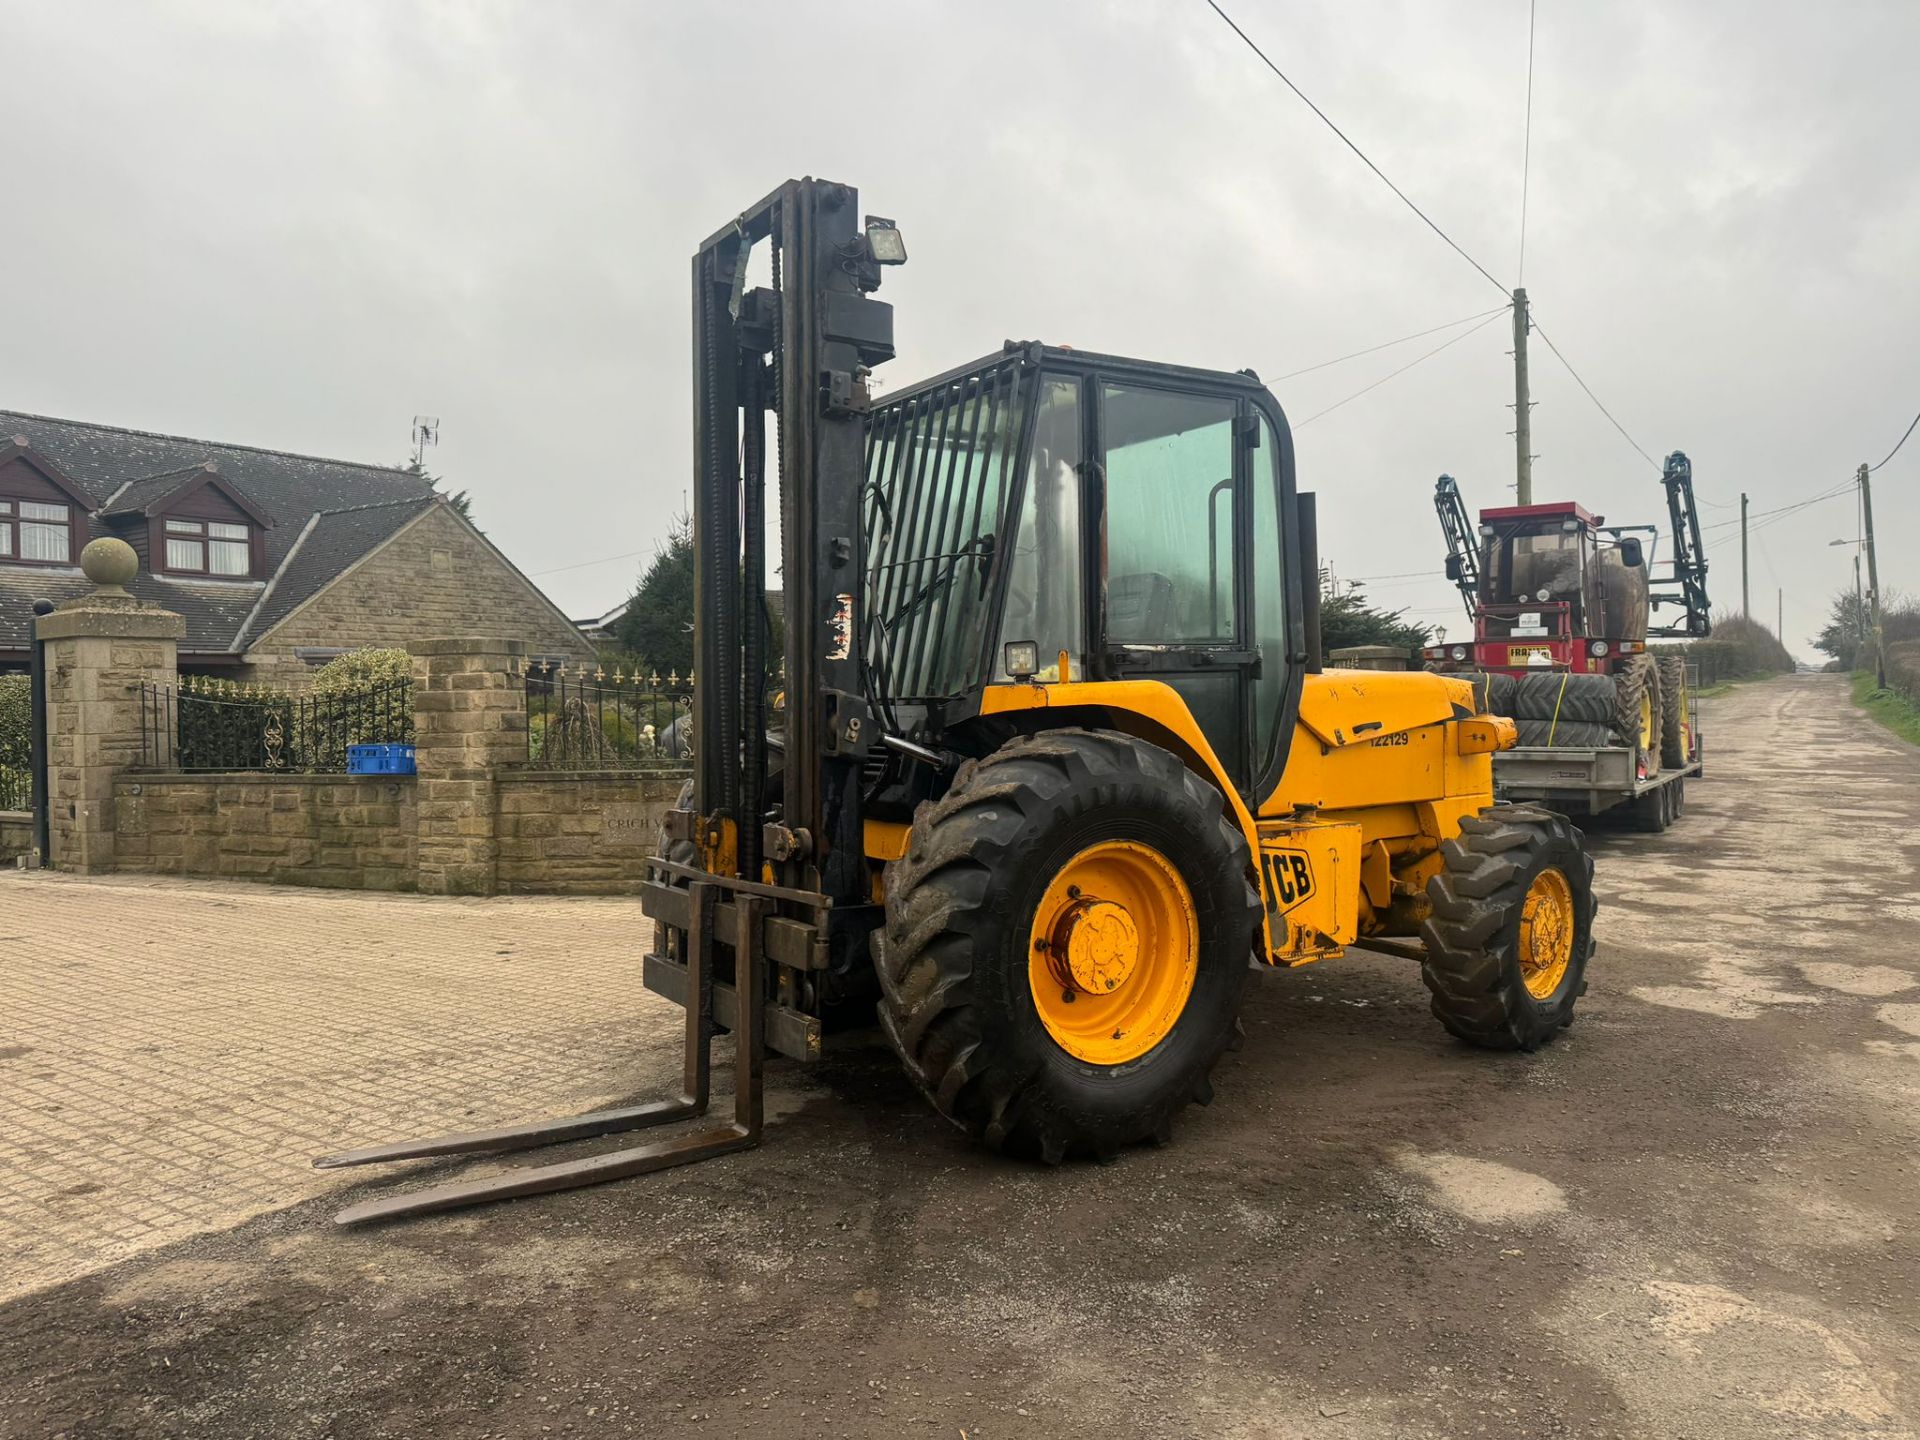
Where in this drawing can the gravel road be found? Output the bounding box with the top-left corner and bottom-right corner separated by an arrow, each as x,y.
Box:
2,672 -> 1915,1439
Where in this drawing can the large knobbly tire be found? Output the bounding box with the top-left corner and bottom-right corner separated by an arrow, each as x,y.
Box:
1609,655 -> 1660,758
1466,671 -> 1518,719
876,728 -> 1258,1162
1514,671 -> 1612,725
1514,717 -> 1613,748
1656,656 -> 1688,768
1419,804 -> 1597,1051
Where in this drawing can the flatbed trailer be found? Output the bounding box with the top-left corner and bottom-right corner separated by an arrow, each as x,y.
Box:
1494,744 -> 1701,830
1491,658 -> 1704,831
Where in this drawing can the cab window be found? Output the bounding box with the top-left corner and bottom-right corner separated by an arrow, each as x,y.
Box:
1099,385 -> 1237,645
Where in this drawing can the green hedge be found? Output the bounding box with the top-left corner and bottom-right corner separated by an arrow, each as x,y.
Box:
1655,613 -> 1795,686
0,675 -> 28,809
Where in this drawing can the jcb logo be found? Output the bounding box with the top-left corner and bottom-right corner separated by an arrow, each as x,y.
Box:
1262,849 -> 1316,910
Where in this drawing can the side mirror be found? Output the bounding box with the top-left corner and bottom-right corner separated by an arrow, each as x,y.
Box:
1444,555 -> 1463,582
1620,537 -> 1645,568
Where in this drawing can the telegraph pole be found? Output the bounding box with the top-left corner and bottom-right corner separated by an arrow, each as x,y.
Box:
1859,463 -> 1884,687
1512,289 -> 1533,504
1739,492 -> 1750,618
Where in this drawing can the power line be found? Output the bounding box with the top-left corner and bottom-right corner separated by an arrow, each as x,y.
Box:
1527,315 -> 1659,471
1870,405 -> 1920,471
532,548 -> 648,577
1517,0 -> 1537,284
1203,0 -> 1509,298
1699,477 -> 1855,536
1344,567 -> 1445,583
1272,307 -> 1508,381
1294,309 -> 1506,428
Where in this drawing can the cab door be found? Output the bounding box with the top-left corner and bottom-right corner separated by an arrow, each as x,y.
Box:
1093,380 -> 1258,792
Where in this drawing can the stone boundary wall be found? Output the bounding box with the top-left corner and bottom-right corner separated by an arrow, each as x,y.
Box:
106,768 -> 688,894
112,775 -> 419,891
1,812 -> 28,865
495,770 -> 686,895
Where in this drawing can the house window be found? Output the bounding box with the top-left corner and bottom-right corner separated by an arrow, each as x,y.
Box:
164,518 -> 252,577
0,498 -> 73,564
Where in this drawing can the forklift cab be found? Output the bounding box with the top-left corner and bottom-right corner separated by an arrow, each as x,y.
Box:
863,344 -> 1309,808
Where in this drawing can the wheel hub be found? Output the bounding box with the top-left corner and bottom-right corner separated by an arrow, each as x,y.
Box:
1518,866 -> 1575,1000
1027,840 -> 1199,1065
1050,898 -> 1141,995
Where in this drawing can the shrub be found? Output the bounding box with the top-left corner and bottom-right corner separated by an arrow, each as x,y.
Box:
312,647 -> 412,694
0,673 -> 27,810
1657,611 -> 1795,686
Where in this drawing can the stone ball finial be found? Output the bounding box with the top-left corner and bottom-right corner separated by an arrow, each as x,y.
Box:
81,536 -> 140,594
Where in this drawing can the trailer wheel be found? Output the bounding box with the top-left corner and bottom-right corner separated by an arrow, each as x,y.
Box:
875,729 -> 1258,1162
1632,779 -> 1673,834
1656,656 -> 1688,768
1419,804 -> 1596,1050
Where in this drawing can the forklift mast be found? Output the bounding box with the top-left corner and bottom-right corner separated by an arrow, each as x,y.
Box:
1649,450 -> 1711,638
690,179 -> 901,899
1434,474 -> 1480,622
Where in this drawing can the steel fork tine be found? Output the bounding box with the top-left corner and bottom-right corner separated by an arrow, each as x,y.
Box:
317,881 -> 765,1226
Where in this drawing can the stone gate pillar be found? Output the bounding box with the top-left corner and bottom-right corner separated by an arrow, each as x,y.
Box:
412,637 -> 527,896
39,539 -> 183,874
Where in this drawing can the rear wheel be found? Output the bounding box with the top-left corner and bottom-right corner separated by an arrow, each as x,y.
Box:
1656,656 -> 1688,768
1610,655 -> 1661,764
876,729 -> 1258,1161
1419,804 -> 1597,1050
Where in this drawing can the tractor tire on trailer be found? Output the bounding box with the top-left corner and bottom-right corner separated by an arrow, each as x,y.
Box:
1468,671 -> 1518,719
1419,804 -> 1597,1050
1610,654 -> 1661,759
1656,655 -> 1689,768
1513,671 -> 1613,725
1513,717 -> 1614,749
876,728 -> 1259,1162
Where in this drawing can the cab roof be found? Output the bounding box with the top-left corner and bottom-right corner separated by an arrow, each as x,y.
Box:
1479,500 -> 1600,527
883,340 -> 1271,409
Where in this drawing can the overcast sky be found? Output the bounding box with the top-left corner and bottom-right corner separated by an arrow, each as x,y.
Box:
5,0 -> 1913,656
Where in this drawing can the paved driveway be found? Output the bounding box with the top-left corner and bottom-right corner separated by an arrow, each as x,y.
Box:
1,674 -> 1917,1440
0,876 -> 672,1301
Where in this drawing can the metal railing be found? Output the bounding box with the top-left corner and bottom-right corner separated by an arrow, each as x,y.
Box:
524,663 -> 784,769
525,664 -> 696,769
139,676 -> 414,772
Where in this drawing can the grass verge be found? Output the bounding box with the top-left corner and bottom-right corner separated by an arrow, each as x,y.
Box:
1851,670 -> 1920,747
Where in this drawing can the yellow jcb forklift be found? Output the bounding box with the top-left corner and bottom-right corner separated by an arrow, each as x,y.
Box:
319,179 -> 1596,1222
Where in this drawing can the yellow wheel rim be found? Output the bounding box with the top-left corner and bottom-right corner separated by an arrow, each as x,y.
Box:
1028,840 -> 1197,1064
1518,867 -> 1576,1000
1638,690 -> 1656,751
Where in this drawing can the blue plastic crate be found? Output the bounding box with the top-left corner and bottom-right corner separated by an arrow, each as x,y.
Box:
348,743 -> 416,775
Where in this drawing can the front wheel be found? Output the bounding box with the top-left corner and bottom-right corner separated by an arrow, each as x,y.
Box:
1419,804 -> 1597,1050
876,729 -> 1259,1162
